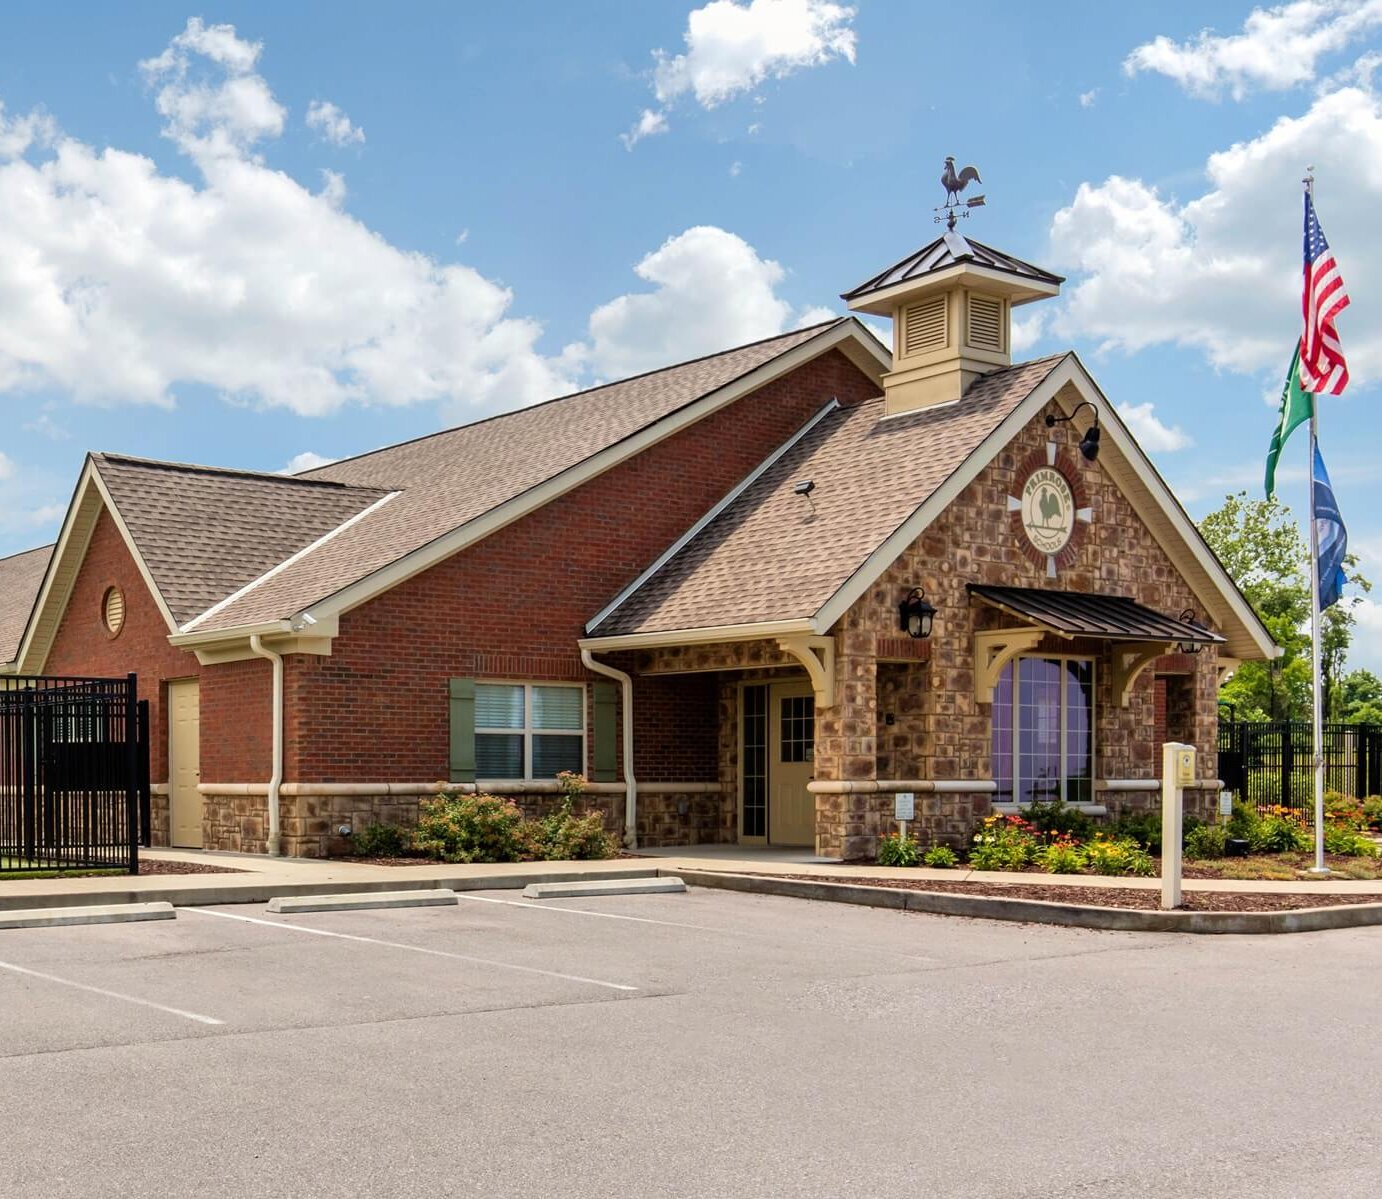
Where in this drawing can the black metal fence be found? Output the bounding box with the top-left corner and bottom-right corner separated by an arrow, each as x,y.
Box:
1218,720 -> 1382,816
0,674 -> 148,875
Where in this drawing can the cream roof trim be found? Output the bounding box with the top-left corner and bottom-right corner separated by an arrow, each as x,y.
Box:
579,619 -> 816,652
174,320 -> 890,649
584,398 -> 841,636
809,355 -> 1277,661
13,459 -> 180,674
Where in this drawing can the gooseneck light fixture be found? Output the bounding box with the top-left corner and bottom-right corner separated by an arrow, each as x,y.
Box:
899,587 -> 936,640
1177,609 -> 1205,656
1044,400 -> 1101,462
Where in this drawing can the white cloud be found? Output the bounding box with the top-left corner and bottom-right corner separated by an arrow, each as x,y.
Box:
0,19 -> 575,420
306,99 -> 365,146
0,451 -> 13,480
139,18 -> 285,160
1124,0 -> 1382,99
1010,309 -> 1049,356
1350,596 -> 1382,673
626,0 -> 855,142
578,226 -> 825,379
1048,85 -> 1382,382
282,451 -> 337,474
1115,401 -> 1193,451
0,102 -> 56,159
620,107 -> 669,149
729,159 -> 743,176
1079,88 -> 1099,108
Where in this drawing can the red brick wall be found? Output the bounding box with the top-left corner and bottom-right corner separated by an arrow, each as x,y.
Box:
44,510 -> 199,783
287,349 -> 880,782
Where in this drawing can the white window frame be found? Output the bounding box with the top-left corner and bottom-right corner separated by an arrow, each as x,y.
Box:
474,681 -> 586,781
995,655 -> 1096,806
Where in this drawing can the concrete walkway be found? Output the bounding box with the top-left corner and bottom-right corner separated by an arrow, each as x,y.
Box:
2,844 -> 1381,909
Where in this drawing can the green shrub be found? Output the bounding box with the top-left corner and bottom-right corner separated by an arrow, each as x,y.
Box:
1112,809 -> 1162,854
1083,834 -> 1155,877
413,793 -> 530,863
1034,835 -> 1084,875
1251,807 -> 1309,854
532,805 -> 617,860
1184,823 -> 1227,861
1325,791 -> 1367,831
1227,799 -> 1262,844
969,814 -> 1037,871
1321,824 -> 1381,858
1022,797 -> 1094,843
877,832 -> 921,867
923,845 -> 959,869
349,821 -> 411,857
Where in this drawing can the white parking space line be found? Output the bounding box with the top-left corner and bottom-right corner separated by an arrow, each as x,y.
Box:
184,907 -> 638,993
0,959 -> 224,1026
456,894 -> 939,963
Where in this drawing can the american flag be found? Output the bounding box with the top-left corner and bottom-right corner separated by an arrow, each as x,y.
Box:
1300,190 -> 1350,395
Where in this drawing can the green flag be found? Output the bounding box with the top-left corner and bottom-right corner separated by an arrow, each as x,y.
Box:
1265,341 -> 1313,498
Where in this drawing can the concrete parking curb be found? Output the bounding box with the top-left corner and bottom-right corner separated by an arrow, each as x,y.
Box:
0,866 -> 663,912
669,869 -> 1382,934
267,889 -> 459,914
0,901 -> 177,930
521,877 -> 686,899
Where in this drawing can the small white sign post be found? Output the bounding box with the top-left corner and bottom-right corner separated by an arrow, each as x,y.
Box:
1161,742 -> 1195,911
895,791 -> 915,840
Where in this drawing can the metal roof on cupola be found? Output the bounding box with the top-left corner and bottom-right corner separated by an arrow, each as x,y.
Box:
841,230 -> 1064,314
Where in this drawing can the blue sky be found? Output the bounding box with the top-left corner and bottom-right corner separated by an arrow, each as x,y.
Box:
0,1 -> 1378,669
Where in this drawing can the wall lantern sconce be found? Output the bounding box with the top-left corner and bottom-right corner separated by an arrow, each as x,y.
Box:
1177,609 -> 1205,655
899,587 -> 936,640
1044,400 -> 1101,462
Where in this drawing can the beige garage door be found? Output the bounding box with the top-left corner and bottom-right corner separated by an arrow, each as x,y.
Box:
168,679 -> 202,849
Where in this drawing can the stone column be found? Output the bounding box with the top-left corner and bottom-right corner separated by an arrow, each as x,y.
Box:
814,630 -> 877,859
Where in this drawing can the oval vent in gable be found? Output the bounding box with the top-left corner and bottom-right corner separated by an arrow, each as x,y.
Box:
967,294 -> 1004,352
103,586 -> 126,637
902,295 -> 947,357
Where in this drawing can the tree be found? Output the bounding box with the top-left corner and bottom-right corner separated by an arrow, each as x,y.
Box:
1338,669 -> 1382,726
1198,491 -> 1370,721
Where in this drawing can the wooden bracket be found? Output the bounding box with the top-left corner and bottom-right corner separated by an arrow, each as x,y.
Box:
776,635 -> 836,710
1111,642 -> 1174,708
1217,656 -> 1241,687
973,628 -> 1045,703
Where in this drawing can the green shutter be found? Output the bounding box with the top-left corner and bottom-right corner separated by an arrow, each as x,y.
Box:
592,680 -> 618,782
449,678 -> 476,783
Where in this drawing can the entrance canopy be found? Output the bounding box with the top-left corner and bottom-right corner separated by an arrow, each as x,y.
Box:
967,584 -> 1225,707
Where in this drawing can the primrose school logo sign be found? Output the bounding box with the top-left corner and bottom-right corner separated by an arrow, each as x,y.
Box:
1007,446 -> 1091,577
1021,467 -> 1075,554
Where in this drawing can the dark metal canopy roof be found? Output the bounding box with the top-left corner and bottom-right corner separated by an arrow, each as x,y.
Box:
842,232 -> 1065,303
967,585 -> 1225,645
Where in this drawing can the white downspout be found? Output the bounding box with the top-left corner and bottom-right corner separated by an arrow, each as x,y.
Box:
249,634 -> 284,857
580,648 -> 637,849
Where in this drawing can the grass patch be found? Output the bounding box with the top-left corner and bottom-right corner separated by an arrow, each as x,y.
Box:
1185,853 -> 1382,881
0,867 -> 125,880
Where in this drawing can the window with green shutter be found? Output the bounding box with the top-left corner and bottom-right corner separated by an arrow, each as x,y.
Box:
467,682 -> 586,780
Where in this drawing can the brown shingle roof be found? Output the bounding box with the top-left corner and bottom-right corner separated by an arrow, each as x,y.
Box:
191,320 -> 851,631
0,544 -> 54,663
589,354 -> 1068,637
92,455 -> 391,627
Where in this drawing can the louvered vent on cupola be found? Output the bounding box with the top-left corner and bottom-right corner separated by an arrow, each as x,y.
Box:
967,294 -> 1004,352
901,295 -> 948,357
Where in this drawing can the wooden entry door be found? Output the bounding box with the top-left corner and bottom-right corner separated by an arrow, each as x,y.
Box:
768,680 -> 815,847
168,679 -> 202,848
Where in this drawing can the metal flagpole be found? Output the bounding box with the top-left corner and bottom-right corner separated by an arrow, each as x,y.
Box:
1304,170 -> 1328,876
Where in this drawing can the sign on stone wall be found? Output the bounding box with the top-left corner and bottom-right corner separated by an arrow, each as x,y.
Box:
1008,441 -> 1093,578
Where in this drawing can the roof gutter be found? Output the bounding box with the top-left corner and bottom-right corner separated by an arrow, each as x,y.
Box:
248,634 -> 285,856
580,649 -> 637,849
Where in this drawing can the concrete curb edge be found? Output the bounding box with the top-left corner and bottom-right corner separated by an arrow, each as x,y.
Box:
667,869 -> 1382,934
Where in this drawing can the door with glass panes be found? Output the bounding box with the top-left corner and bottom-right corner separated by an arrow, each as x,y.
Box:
768,680 -> 815,846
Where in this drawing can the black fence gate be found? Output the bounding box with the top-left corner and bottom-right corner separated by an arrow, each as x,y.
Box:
1218,720 -> 1382,816
0,674 -> 148,875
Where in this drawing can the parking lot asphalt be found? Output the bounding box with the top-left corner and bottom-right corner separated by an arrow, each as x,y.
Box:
1,889 -> 1379,1199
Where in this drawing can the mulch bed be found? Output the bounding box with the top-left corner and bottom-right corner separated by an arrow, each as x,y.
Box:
766,873 -> 1380,912
138,859 -> 244,875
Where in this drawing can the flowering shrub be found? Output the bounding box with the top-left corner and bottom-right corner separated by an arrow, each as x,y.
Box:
877,832 -> 921,867
923,845 -> 959,869
1082,834 -> 1155,877
414,793 -> 529,863
1252,807 -> 1309,854
1034,834 -> 1084,875
1184,823 -> 1227,860
1363,797 -> 1382,831
532,772 -> 618,860
969,814 -> 1038,871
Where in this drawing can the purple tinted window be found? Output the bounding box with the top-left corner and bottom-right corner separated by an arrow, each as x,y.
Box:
991,658 -> 1094,805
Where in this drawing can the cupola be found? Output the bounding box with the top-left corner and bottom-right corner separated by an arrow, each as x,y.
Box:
842,229 -> 1063,415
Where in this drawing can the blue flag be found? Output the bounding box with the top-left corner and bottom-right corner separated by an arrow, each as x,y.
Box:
1312,443 -> 1348,610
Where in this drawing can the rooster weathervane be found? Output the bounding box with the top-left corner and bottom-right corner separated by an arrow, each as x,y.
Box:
936,156 -> 986,230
